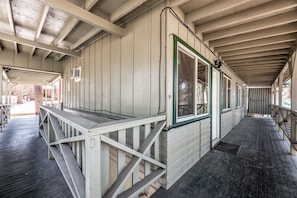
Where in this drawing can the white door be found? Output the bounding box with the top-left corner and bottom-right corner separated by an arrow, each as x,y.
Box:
212,69 -> 220,143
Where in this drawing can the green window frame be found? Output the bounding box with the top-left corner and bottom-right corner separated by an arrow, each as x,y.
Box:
173,36 -> 210,124
222,74 -> 231,110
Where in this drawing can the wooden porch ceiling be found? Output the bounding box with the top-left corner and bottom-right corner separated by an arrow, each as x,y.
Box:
180,0 -> 297,86
0,0 -> 296,86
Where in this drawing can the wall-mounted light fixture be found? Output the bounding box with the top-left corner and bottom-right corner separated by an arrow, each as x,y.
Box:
214,60 -> 222,68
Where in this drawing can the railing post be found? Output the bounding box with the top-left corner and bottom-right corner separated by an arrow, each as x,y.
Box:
291,114 -> 297,155
85,134 -> 102,198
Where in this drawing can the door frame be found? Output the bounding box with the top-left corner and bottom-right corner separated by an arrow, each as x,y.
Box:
211,68 -> 221,146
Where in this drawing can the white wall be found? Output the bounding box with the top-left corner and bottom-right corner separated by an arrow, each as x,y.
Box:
63,4 -> 164,117
161,118 -> 210,188
0,50 -> 63,73
62,3 -> 247,191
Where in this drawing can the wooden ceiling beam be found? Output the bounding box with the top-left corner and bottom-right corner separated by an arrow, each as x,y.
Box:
54,0 -> 98,46
40,0 -> 125,37
222,49 -> 289,61
31,5 -> 50,57
210,23 -> 297,47
169,0 -> 190,7
85,0 -> 98,10
185,0 -> 251,23
204,11 -> 297,41
196,0 -> 297,33
230,61 -> 287,67
0,32 -> 80,57
43,51 -> 52,60
224,55 -> 288,64
219,42 -> 293,57
215,33 -> 297,53
231,64 -> 282,68
69,0 -> 148,50
6,0 -> 18,54
233,68 -> 282,72
110,0 -> 148,22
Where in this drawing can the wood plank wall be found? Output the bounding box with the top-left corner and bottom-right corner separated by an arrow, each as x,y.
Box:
63,5 -> 164,117
0,50 -> 63,73
62,4 -> 246,190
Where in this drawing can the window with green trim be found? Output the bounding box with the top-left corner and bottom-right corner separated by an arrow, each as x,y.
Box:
222,75 -> 231,110
175,39 -> 209,123
236,83 -> 241,107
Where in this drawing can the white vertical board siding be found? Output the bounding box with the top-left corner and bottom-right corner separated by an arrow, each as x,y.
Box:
120,22 -> 134,116
110,35 -> 121,114
165,122 -> 200,189
63,5 -> 165,116
89,44 -> 96,110
162,7 -> 215,189
221,111 -> 233,138
133,12 -> 150,116
95,40 -> 102,111
102,35 -> 111,112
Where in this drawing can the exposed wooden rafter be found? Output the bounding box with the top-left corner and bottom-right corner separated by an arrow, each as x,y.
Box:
215,33 -> 297,53
43,50 -> 52,60
219,42 -> 293,57
40,0 -> 125,37
169,0 -> 190,7
222,49 -> 289,61
56,0 -> 148,61
196,0 -> 297,33
53,0 -> 98,46
71,0 -> 148,50
0,32 -> 80,57
185,0 -> 252,24
204,11 -> 297,41
31,5 -> 50,57
6,0 -> 18,54
210,23 -> 297,47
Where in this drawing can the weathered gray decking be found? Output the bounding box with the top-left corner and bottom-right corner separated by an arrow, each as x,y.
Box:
153,116 -> 297,198
0,115 -> 72,197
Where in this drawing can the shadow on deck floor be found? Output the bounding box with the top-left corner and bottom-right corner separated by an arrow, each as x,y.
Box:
153,117 -> 297,198
0,116 -> 72,198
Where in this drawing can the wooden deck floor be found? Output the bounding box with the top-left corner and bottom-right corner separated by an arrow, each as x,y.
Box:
0,115 -> 72,198
153,117 -> 297,198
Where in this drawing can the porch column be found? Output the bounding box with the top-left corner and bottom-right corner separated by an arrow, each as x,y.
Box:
278,72 -> 283,107
277,74 -> 283,134
0,67 -> 2,104
290,51 -> 297,155
8,82 -> 11,104
51,83 -> 54,106
5,79 -> 9,104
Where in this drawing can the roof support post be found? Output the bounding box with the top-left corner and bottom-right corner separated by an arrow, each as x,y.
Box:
290,51 -> 297,155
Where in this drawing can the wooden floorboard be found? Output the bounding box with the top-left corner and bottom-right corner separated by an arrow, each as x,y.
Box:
0,115 -> 72,198
153,117 -> 297,198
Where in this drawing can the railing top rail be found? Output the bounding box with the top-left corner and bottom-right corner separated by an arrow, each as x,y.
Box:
271,104 -> 297,117
40,106 -> 166,135
89,114 -> 166,135
40,106 -> 96,133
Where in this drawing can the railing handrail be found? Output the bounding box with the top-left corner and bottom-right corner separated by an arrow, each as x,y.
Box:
41,105 -> 166,135
40,105 -> 92,133
89,114 -> 166,135
271,104 -> 297,116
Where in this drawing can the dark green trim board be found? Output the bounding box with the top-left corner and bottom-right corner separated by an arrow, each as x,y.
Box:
173,35 -> 178,125
172,35 -> 213,127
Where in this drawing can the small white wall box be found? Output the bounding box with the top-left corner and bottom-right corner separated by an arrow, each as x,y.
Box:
70,67 -> 81,82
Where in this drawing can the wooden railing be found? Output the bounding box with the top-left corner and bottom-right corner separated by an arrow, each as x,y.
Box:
0,104 -> 10,132
271,105 -> 297,153
39,106 -> 166,198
